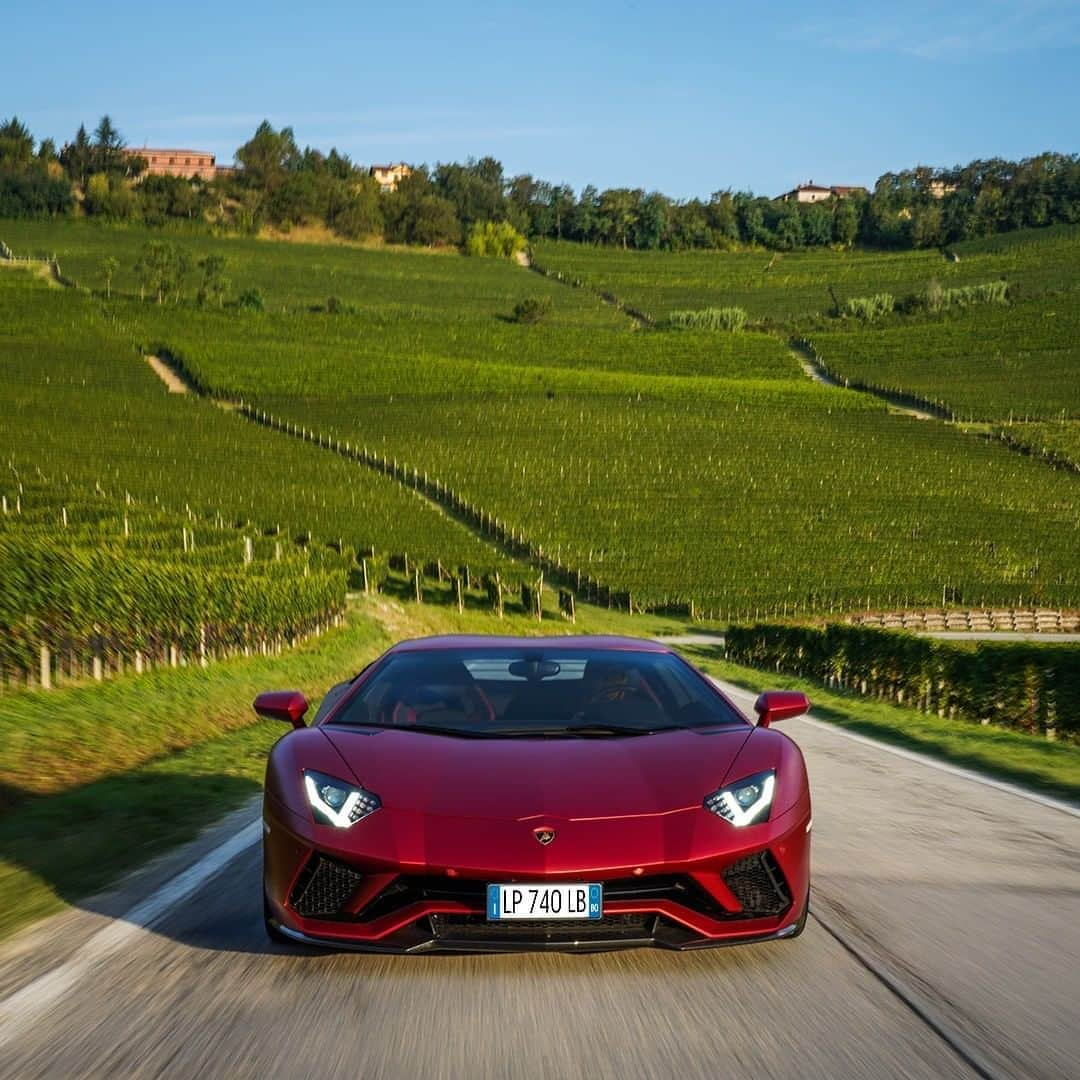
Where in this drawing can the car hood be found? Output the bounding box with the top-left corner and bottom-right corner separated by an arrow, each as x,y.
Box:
319,724 -> 755,820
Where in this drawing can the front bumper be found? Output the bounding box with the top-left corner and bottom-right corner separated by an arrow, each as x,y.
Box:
264,798 -> 811,953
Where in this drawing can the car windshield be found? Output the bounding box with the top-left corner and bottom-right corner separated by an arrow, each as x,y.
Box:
329,647 -> 744,736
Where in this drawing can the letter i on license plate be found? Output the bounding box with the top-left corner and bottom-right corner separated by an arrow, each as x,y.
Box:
487,883 -> 603,920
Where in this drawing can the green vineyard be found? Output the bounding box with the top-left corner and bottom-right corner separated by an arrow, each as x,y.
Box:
0,268 -> 510,573
0,471 -> 346,685
3,217 -> 1079,644
809,298 -> 1080,422
532,227 -> 1080,322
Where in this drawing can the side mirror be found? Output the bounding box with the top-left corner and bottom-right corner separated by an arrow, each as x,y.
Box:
754,690 -> 810,727
253,690 -> 309,728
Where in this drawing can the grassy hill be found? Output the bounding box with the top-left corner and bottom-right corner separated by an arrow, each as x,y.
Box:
532,227 -> 1080,322
4,220 -> 1078,618
0,268 -> 510,578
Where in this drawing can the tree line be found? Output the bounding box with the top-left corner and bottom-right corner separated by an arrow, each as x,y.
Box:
2,114 -> 1078,252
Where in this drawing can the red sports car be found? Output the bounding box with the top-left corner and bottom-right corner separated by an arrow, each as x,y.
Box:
257,635 -> 812,952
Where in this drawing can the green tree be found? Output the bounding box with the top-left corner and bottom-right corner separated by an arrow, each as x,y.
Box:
774,200 -> 804,249
92,115 -> 126,174
833,198 -> 860,246
36,138 -> 58,166
83,173 -> 135,219
60,125 -> 94,187
135,240 -> 188,304
632,192 -> 670,249
597,187 -> 641,248
671,199 -> 713,249
706,191 -> 739,243
0,116 -> 34,169
409,195 -> 461,247
236,121 -> 300,192
434,156 -> 506,228
969,186 -> 1006,237
465,220 -> 527,257
802,203 -> 833,246
568,185 -> 599,242
101,256 -> 119,300
908,203 -> 943,248
196,254 -> 229,308
548,185 -> 575,240
736,195 -> 771,245
329,174 -> 383,239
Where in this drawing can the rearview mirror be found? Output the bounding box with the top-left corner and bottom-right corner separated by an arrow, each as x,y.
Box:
253,690 -> 309,728
753,690 -> 810,727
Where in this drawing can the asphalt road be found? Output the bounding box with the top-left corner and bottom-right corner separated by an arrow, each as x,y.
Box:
1,680 -> 1077,1079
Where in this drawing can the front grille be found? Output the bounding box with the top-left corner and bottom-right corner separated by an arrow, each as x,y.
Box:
722,852 -> 791,916
289,855 -> 365,918
288,857 -> 790,927
431,913 -> 653,943
354,873 -> 732,922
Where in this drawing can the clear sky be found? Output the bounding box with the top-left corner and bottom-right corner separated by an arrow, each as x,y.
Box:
6,0 -> 1078,198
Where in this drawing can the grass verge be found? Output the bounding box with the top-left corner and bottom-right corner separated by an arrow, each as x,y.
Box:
0,607 -> 391,803
685,648 -> 1080,805
0,721 -> 278,940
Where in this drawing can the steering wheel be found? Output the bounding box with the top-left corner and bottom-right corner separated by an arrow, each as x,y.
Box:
391,686 -> 495,726
583,684 -> 652,708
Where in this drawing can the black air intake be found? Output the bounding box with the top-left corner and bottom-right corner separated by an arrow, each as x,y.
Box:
722,852 -> 791,916
289,856 -> 365,918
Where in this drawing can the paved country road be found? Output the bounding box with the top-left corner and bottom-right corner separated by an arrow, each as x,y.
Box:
1,680 -> 1077,1080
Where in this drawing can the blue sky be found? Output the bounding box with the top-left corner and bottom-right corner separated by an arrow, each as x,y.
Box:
5,1 -> 1078,198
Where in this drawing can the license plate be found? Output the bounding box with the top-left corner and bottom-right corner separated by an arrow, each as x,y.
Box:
487,883 -> 602,920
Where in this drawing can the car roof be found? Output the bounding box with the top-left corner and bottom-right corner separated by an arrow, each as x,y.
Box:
386,634 -> 673,655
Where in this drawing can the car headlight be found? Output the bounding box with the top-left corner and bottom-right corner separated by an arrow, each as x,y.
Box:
303,769 -> 381,828
703,770 -> 775,826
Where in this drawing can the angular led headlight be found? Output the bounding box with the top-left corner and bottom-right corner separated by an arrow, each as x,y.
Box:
303,769 -> 381,828
703,770 -> 776,827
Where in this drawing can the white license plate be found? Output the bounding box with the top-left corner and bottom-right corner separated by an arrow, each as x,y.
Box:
487,883 -> 602,920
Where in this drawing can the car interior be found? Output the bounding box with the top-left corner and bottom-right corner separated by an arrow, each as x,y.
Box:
331,652 -> 740,732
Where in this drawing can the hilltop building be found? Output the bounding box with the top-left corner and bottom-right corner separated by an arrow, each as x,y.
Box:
928,180 -> 958,199
776,182 -> 868,203
370,163 -> 412,192
124,147 -> 234,181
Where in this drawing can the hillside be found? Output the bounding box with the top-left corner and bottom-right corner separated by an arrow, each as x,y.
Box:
3,220 -> 1078,621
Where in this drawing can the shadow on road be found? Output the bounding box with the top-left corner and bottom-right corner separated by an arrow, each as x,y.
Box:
0,768 -> 262,942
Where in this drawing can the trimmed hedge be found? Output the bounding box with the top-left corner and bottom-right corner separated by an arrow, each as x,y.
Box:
725,623 -> 1079,741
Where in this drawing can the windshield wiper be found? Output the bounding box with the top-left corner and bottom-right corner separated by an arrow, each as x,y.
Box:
367,723 -> 493,738
485,724 -> 664,738
564,723 -> 666,736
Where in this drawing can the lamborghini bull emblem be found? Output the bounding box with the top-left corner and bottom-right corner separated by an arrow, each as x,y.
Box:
534,827 -> 556,846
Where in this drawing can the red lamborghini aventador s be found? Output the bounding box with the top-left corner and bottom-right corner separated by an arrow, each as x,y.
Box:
257,636 -> 812,953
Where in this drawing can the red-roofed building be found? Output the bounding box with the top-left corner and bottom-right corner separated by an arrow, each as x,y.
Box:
124,147 -> 232,181
776,182 -> 868,203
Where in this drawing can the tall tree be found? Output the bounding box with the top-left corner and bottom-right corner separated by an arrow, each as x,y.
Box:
60,124 -> 94,187
632,191 -> 670,249
774,200 -> 804,249
548,185 -> 575,240
101,256 -> 119,299
236,121 -> 300,192
92,114 -> 126,174
833,197 -> 860,247
196,254 -> 229,308
0,117 -> 34,170
597,188 -> 641,248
